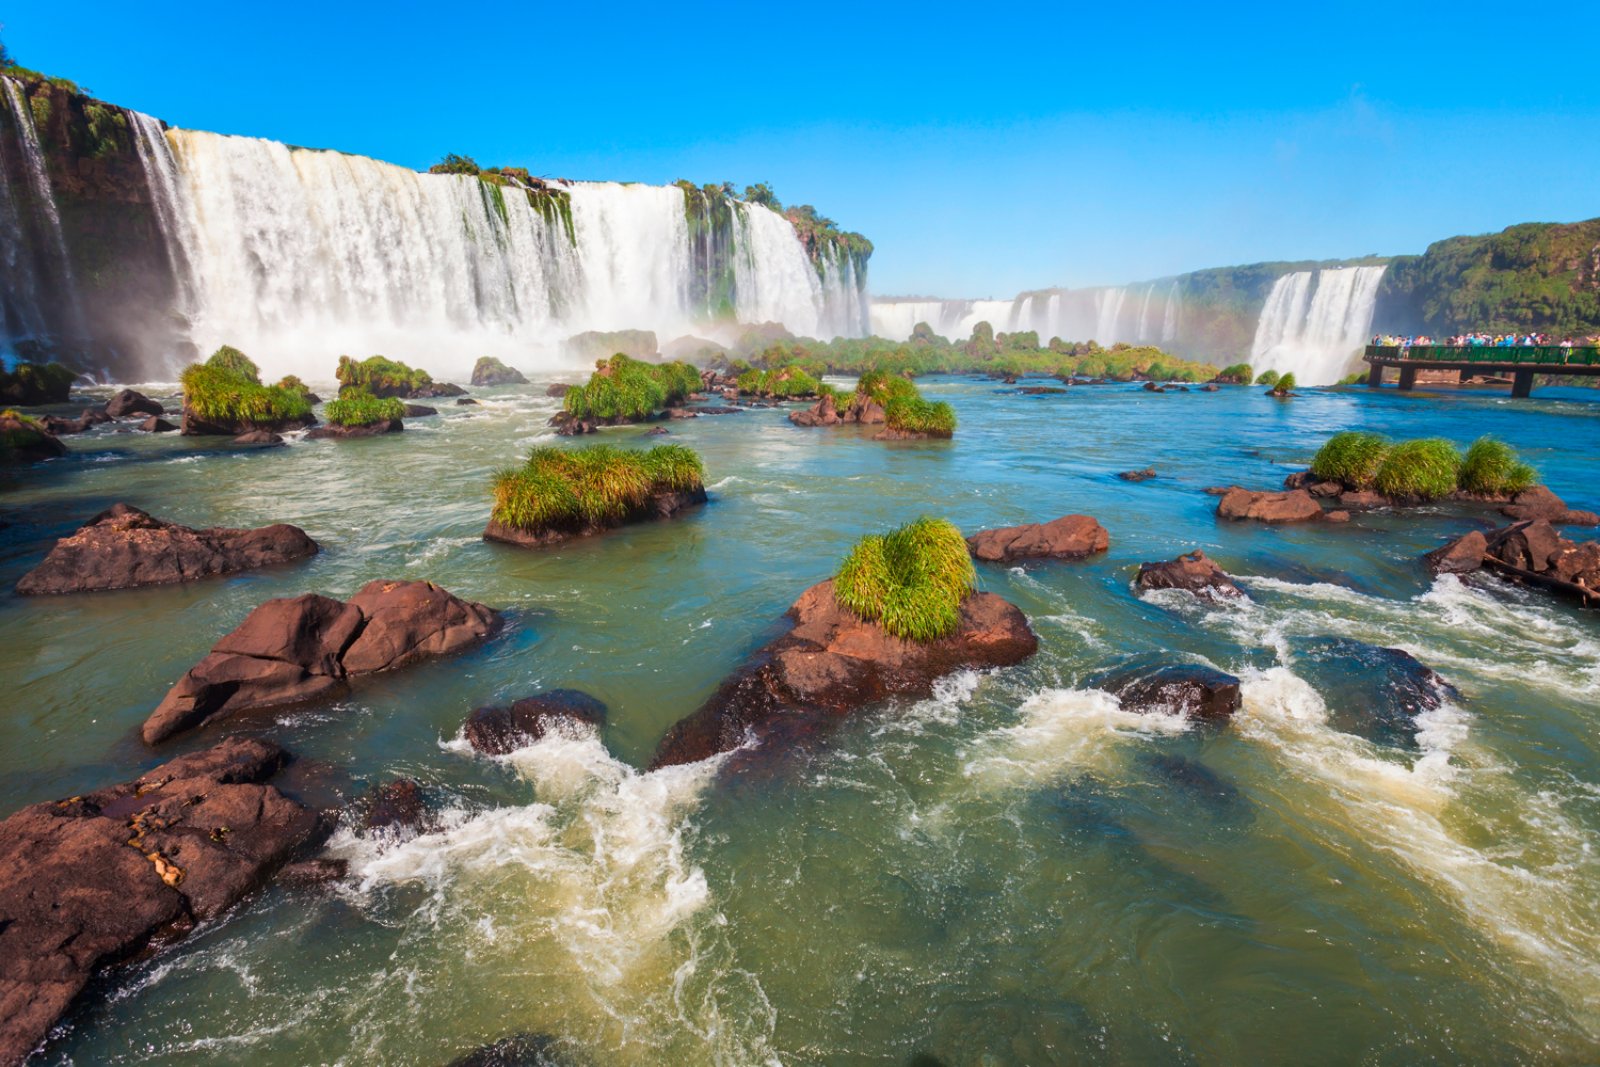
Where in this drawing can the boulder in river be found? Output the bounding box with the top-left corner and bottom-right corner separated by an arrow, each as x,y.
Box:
139,415 -> 178,432
1216,488 -> 1323,524
143,580 -> 500,743
0,738 -> 330,1066
470,357 -> 528,387
1499,486 -> 1600,526
0,412 -> 67,463
15,503 -> 319,596
232,430 -> 285,448
545,383 -> 572,398
1117,468 -> 1156,482
1423,529 -> 1486,575
966,515 -> 1109,563
403,404 -> 438,418
1134,550 -> 1243,599
306,418 -> 404,439
1291,637 -> 1456,748
363,777 -> 430,834
464,690 -> 608,755
104,388 -> 164,419
650,579 -> 1037,769
1093,661 -> 1242,722
444,1033 -> 567,1067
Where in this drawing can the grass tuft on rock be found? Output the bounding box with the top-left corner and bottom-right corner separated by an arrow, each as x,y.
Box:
564,355 -> 699,421
492,443 -> 705,533
1459,436 -> 1539,496
180,346 -> 312,427
1310,431 -> 1390,489
855,370 -> 956,437
1374,438 -> 1462,500
1274,372 -> 1297,393
324,388 -> 405,427
737,364 -> 822,399
834,516 -> 976,642
1255,369 -> 1280,386
336,355 -> 433,397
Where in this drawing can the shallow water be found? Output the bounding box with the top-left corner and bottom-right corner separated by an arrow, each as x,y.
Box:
2,378 -> 1598,1064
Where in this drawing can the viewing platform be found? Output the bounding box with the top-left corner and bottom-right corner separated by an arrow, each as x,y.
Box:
1364,344 -> 1600,398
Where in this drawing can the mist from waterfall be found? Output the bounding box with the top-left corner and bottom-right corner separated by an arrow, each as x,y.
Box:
870,281 -> 1183,347
1250,265 -> 1387,385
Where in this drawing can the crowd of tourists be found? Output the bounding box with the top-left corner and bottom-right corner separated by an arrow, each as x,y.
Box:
1372,332 -> 1593,349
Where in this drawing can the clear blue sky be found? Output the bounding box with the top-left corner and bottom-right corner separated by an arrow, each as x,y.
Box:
8,1 -> 1598,297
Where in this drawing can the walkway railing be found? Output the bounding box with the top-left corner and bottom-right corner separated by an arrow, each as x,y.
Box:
1367,344 -> 1600,366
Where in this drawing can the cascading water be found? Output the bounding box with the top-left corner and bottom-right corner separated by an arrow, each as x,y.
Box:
1250,265 -> 1386,385
128,113 -> 197,314
0,76 -> 85,346
871,281 -> 1183,346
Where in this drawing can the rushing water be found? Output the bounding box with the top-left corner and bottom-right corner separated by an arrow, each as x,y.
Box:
2,379 -> 1599,1064
1250,266 -> 1387,386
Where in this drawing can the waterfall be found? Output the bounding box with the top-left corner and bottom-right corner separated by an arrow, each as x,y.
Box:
868,299 -> 973,340
129,113 -> 196,314
1,77 -> 85,344
1093,287 -> 1128,343
1250,265 -> 1386,384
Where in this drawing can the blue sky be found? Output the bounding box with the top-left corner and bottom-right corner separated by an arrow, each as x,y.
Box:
8,1 -> 1598,297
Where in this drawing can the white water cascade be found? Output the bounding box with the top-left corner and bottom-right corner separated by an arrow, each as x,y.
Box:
1,77 -> 85,342
871,282 -> 1183,346
92,127 -> 870,379
1249,265 -> 1387,385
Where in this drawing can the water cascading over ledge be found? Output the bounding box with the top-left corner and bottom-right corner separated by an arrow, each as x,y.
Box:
0,75 -> 871,382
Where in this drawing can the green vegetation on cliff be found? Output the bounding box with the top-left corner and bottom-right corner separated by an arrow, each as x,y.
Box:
0,361 -> 76,405
564,354 -> 699,421
181,346 -> 312,426
672,180 -> 873,276
491,444 -> 705,533
324,388 -> 404,427
835,517 -> 976,642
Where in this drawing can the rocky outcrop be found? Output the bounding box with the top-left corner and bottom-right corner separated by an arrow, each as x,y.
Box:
788,393 -> 842,427
1423,520 -> 1600,606
1094,661 -> 1242,721
181,406 -> 315,437
470,357 -> 528,386
1499,486 -> 1600,526
1134,550 -> 1243,599
0,414 -> 67,463
104,388 -> 164,418
545,383 -> 572,398
0,738 -> 329,1066
39,408 -> 111,436
464,690 -> 607,755
403,404 -> 438,418
142,580 -> 500,743
364,778 -> 429,834
966,515 -> 1109,563
305,418 -> 404,439
650,580 -> 1037,769
789,392 -> 885,428
483,487 -> 707,549
444,1033 -> 566,1067
1216,488 -> 1323,524
139,415 -> 177,432
16,504 -> 318,596
1423,530 -> 1487,575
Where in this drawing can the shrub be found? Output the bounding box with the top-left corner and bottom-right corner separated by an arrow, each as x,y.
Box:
834,517 -> 976,642
336,355 -> 433,397
563,355 -> 698,421
1310,431 -> 1390,489
0,361 -> 76,404
324,387 -> 404,427
1217,363 -> 1253,383
492,443 -> 705,533
1374,438 -> 1462,500
1275,373 -> 1298,393
429,154 -> 480,176
737,364 -> 821,398
276,375 -> 316,401
1256,369 -> 1281,386
1459,436 -> 1539,496
181,346 -> 311,427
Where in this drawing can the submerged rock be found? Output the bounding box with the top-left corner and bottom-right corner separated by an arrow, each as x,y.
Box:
364,778 -> 429,834
464,690 -> 608,755
1292,637 -> 1456,748
444,1033 -> 567,1067
1093,660 -> 1242,721
470,357 -> 528,387
1216,487 -> 1322,524
966,515 -> 1109,563
650,579 -> 1037,769
16,503 -> 318,596
0,738 -> 330,1066
1117,468 -> 1156,482
1134,550 -> 1243,599
142,580 -> 500,744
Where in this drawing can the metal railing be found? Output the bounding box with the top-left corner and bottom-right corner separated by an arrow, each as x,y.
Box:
1366,345 -> 1600,366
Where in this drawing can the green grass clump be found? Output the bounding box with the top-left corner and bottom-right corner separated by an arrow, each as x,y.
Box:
1216,363 -> 1253,383
564,355 -> 698,421
324,387 -> 405,427
1374,438 -> 1462,501
1274,373 -> 1297,392
834,517 -> 976,642
885,395 -> 957,437
276,375 -> 316,401
738,364 -> 821,398
1310,431 -> 1390,488
1256,369 -> 1280,386
336,355 -> 433,397
1459,436 -> 1539,496
491,443 -> 705,532
180,346 -> 312,427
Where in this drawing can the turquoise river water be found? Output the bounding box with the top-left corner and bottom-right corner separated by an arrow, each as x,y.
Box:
1,376 -> 1598,1065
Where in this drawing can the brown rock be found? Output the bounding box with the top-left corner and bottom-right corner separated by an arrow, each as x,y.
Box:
1500,486 -> 1600,526
276,857 -> 348,887
545,383 -> 572,398
1308,480 -> 1343,498
1424,530 -> 1487,576
364,778 -> 428,834
105,388 -> 164,418
1325,510 -> 1351,523
182,406 -> 314,437
0,413 -> 67,462
464,690 -> 608,755
1283,471 -> 1311,489
1096,662 -> 1242,721
1497,520 -> 1564,572
1117,468 -> 1156,482
402,404 -> 438,417
789,393 -> 842,427
15,503 -> 319,596
138,415 -> 177,432
305,418 -> 403,439
1216,488 -> 1322,523
1134,550 -> 1243,599
0,738 -> 328,1066
232,430 -> 285,447
650,580 -> 1037,769
966,515 -> 1110,563
1339,489 -> 1389,509
142,582 -> 499,744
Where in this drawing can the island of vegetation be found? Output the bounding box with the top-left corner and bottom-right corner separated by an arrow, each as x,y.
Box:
0,360 -> 76,405
307,388 -> 406,438
179,346 -> 315,436
789,369 -> 957,439
484,443 -> 708,547
554,354 -> 702,433
336,355 -> 465,399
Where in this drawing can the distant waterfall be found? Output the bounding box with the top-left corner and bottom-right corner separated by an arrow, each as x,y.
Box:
1250,265 -> 1386,385
870,281 -> 1182,346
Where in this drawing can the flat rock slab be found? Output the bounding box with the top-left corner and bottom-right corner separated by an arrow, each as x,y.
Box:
967,515 -> 1109,563
0,738 -> 328,1066
143,580 -> 500,744
1216,488 -> 1322,523
650,579 -> 1037,769
1134,550 -> 1243,599
16,503 -> 318,596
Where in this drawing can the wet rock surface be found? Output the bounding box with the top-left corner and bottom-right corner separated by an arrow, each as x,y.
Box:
966,515 -> 1109,563
143,580 -> 500,744
0,414 -> 68,462
104,388 -> 164,418
16,503 -> 319,596
464,690 -> 608,756
306,418 -> 404,439
1093,660 -> 1243,722
1216,488 -> 1323,523
1134,550 -> 1243,599
1292,637 -> 1456,748
0,738 -> 329,1066
651,580 -> 1037,769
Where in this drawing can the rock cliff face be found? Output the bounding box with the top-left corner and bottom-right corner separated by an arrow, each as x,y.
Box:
0,75 -> 182,377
